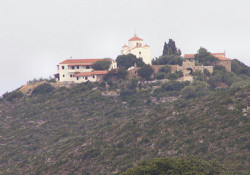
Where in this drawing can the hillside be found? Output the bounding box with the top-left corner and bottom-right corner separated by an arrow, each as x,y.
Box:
0,82 -> 249,174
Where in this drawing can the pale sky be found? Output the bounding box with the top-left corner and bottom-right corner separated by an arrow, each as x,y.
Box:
0,0 -> 250,95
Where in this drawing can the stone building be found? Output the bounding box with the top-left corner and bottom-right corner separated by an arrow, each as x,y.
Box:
179,58 -> 213,76
184,52 -> 231,72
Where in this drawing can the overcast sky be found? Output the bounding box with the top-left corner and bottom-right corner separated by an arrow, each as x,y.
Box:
0,0 -> 250,95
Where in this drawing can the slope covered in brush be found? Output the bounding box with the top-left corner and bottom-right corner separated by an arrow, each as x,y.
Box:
0,82 -> 249,174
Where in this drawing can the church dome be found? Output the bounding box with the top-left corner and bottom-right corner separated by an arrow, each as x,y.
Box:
128,34 -> 143,41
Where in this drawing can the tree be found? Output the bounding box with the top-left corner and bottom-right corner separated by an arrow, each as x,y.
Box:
152,55 -> 183,66
116,54 -> 145,69
207,69 -> 238,89
92,59 -> 111,70
231,59 -> 250,76
116,67 -> 128,79
162,39 -> 180,56
137,64 -> 154,80
195,47 -> 219,66
159,65 -> 172,74
155,65 -> 172,80
177,48 -> 182,56
162,42 -> 168,55
168,39 -> 177,55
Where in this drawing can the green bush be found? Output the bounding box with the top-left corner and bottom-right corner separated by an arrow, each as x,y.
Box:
159,65 -> 171,73
231,59 -> 250,76
137,65 -> 154,80
3,91 -> 24,102
167,70 -> 183,80
181,86 -> 196,98
181,81 -> 209,99
161,81 -> 185,91
121,157 -> 224,175
127,79 -> 138,90
155,72 -> 166,80
32,83 -> 55,95
117,68 -> 128,80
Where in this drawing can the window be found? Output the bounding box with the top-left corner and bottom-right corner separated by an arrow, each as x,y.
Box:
63,74 -> 65,77
135,71 -> 137,74
77,77 -> 79,80
86,66 -> 90,69
93,75 -> 95,78
70,74 -> 73,77
139,51 -> 141,54
72,66 -> 75,69
77,66 -> 79,69
62,66 -> 65,70
85,77 -> 88,80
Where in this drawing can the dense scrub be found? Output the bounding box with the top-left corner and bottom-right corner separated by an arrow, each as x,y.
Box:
0,82 -> 249,174
122,157 -> 224,175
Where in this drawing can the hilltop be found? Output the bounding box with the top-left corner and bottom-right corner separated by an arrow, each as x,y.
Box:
0,78 -> 249,174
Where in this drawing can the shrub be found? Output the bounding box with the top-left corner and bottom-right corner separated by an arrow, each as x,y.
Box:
181,81 -> 209,98
137,65 -> 154,80
155,72 -> 166,80
127,79 -> 138,90
121,157 -> 224,175
214,65 -> 226,72
117,68 -> 128,79
32,83 -> 55,95
168,72 -> 179,80
181,86 -> 196,98
3,91 -> 24,102
231,59 -> 250,76
104,68 -> 128,81
167,71 -> 183,80
120,90 -> 136,99
159,65 -> 171,73
193,71 -> 204,81
161,81 -> 185,91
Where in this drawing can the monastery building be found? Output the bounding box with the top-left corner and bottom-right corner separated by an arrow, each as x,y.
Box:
121,34 -> 152,65
55,58 -> 117,83
184,52 -> 231,72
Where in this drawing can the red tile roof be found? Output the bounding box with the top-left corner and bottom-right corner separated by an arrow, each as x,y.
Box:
60,59 -> 103,65
74,70 -> 109,77
184,54 -> 195,58
215,56 -> 231,61
184,53 -> 230,61
211,53 -> 225,56
122,44 -> 128,48
129,35 -> 143,41
59,58 -> 116,65
144,44 -> 150,47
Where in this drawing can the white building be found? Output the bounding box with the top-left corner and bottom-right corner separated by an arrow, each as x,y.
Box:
121,34 -> 152,65
55,58 -> 117,83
